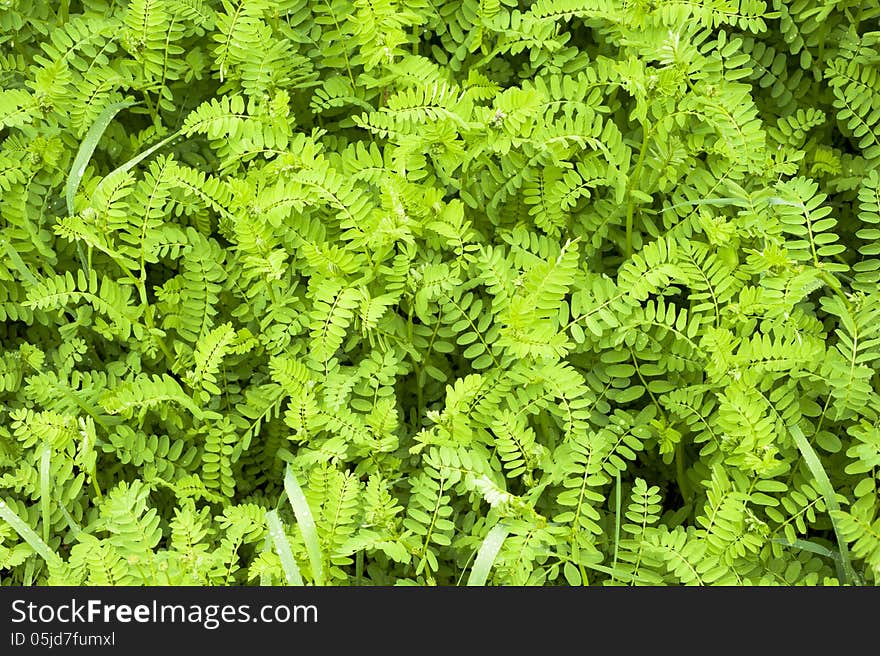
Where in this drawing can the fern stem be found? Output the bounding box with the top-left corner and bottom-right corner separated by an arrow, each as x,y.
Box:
135,263 -> 175,364
473,46 -> 502,69
91,476 -> 104,502
817,270 -> 851,311
625,123 -> 651,258
142,90 -> 160,126
321,0 -> 356,87
813,391 -> 834,442
674,441 -> 691,503
630,349 -> 664,420
93,247 -> 175,364
415,366 -> 424,419
142,301 -> 176,364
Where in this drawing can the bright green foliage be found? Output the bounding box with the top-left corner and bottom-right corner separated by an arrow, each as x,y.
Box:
1,0 -> 879,587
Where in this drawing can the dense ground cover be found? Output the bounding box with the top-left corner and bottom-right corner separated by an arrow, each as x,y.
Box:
0,0 -> 879,585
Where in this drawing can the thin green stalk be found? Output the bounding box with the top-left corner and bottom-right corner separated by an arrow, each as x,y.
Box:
625,123 -> 651,257
141,90 -> 161,126
321,0 -> 355,86
57,0 -> 70,24
675,441 -> 691,504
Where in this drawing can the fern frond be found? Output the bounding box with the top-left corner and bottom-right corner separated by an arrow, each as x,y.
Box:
100,373 -> 203,421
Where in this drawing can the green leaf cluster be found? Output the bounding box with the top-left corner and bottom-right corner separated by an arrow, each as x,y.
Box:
1,0 -> 879,586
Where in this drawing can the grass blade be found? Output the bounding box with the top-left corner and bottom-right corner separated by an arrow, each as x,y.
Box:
0,498 -> 61,567
789,423 -> 859,585
283,464 -> 324,586
466,523 -> 509,586
771,537 -> 839,561
39,443 -> 51,544
1,239 -> 39,287
612,470 -> 621,577
65,98 -> 137,273
65,98 -> 137,216
98,128 -> 181,185
258,535 -> 272,586
580,558 -> 635,584
57,502 -> 84,540
266,509 -> 305,586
